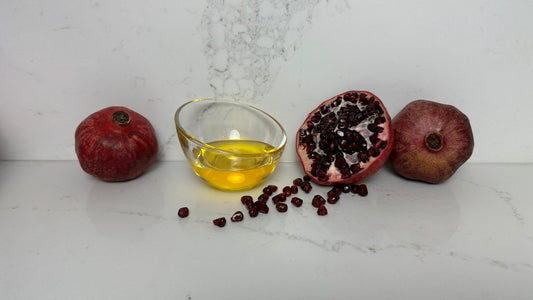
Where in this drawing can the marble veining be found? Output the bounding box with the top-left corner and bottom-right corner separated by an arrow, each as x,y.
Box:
201,0 -> 321,100
461,177 -> 526,228
2,161 -> 533,299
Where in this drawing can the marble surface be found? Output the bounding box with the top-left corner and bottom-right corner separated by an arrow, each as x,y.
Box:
1,160 -> 532,299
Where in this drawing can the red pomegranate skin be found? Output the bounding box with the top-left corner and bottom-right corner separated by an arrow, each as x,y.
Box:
390,100 -> 474,184
75,106 -> 158,181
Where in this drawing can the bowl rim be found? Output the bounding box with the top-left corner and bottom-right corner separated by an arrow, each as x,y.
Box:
175,98 -> 287,156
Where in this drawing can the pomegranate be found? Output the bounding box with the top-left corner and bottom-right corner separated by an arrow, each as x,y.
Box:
390,100 -> 474,183
75,106 -> 158,181
296,91 -> 393,185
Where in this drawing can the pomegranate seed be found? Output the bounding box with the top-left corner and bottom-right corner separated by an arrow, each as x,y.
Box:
268,185 -> 278,193
257,202 -> 269,214
327,189 -> 339,198
282,186 -> 292,196
303,175 -> 311,182
293,178 -> 304,186
241,195 -> 253,205
291,197 -> 303,207
177,207 -> 189,218
357,184 -> 368,196
263,186 -> 274,195
335,184 -> 349,193
327,194 -> 339,204
244,201 -> 254,210
290,185 -> 298,194
248,207 -> 259,217
301,181 -> 312,193
213,217 -> 227,227
317,205 -> 328,216
275,202 -> 288,213
350,184 -> 360,194
312,195 -> 326,208
231,211 -> 244,222
272,193 -> 286,204
258,193 -> 269,202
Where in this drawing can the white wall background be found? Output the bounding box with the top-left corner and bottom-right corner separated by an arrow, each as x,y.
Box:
1,0 -> 532,163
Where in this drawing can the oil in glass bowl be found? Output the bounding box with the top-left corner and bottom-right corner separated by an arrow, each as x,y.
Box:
190,139 -> 284,191
175,98 -> 286,191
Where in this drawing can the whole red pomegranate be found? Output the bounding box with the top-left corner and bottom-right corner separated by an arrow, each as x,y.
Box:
296,90 -> 393,185
390,100 -> 474,184
75,106 -> 158,181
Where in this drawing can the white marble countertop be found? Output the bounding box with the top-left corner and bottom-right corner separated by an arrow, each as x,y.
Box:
1,160 -> 532,299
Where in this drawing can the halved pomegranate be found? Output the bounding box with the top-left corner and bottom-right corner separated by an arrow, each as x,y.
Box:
296,91 -> 393,185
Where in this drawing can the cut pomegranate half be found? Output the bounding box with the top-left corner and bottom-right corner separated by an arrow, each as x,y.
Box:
296,90 -> 393,185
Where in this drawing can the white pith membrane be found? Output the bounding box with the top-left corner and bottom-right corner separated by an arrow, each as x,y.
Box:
298,93 -> 388,183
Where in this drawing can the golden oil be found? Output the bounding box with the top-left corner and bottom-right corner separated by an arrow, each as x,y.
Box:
190,139 -> 282,191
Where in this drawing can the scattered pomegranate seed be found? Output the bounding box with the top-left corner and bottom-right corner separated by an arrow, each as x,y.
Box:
327,194 -> 339,204
272,193 -> 286,204
245,201 -> 254,210
275,202 -> 288,213
213,217 -> 227,227
256,202 -> 269,214
263,186 -> 274,195
301,181 -> 312,193
282,186 -> 292,196
258,193 -> 269,202
327,189 -> 339,198
290,185 -> 298,194
231,211 -> 244,222
241,195 -> 253,205
177,207 -> 189,218
317,205 -> 328,216
293,178 -> 304,186
291,197 -> 303,207
338,184 -> 350,193
303,175 -> 311,182
357,184 -> 368,196
268,185 -> 278,193
248,207 -> 259,217
312,195 -> 326,208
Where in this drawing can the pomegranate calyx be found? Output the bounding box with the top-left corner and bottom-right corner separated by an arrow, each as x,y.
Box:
424,132 -> 443,152
112,110 -> 131,126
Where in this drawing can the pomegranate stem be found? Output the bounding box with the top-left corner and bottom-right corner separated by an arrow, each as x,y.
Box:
112,111 -> 131,126
425,132 -> 443,152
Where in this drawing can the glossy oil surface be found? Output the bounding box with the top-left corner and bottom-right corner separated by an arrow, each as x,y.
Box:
190,139 -> 283,190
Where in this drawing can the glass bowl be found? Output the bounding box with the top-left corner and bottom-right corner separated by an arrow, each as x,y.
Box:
175,98 -> 287,191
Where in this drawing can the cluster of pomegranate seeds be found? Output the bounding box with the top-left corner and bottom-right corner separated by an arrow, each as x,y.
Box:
177,207 -> 189,218
350,184 -> 368,196
179,176 -> 369,228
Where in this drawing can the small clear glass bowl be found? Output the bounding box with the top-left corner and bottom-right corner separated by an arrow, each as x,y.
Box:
175,98 -> 287,191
